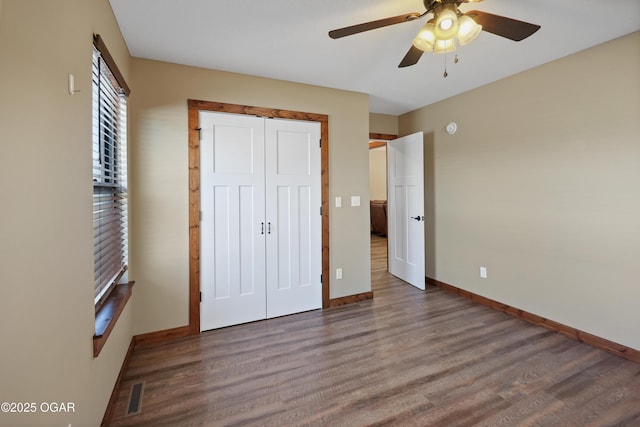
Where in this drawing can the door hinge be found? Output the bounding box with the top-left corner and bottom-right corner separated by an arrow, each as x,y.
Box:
320,274 -> 323,283
196,127 -> 202,140
320,206 -> 322,215
319,138 -> 322,148
199,291 -> 202,302
199,211 -> 202,221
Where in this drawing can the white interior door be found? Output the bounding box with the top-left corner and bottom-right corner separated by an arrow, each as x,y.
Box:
387,132 -> 425,290
265,119 -> 322,317
200,112 -> 266,331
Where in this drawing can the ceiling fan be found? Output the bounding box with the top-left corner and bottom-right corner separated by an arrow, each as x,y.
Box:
328,0 -> 541,68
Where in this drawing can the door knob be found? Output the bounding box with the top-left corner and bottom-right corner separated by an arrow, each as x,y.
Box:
411,216 -> 424,221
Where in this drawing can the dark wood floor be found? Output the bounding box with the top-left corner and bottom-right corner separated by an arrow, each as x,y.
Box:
107,235 -> 640,426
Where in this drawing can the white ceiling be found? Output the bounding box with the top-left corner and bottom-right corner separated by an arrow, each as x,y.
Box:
109,0 -> 640,115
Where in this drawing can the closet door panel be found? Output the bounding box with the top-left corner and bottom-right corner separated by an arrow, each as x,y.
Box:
200,112 -> 266,331
266,119 -> 322,318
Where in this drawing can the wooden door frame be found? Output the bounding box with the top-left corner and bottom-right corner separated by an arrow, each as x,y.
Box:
187,99 -> 330,334
369,133 -> 397,144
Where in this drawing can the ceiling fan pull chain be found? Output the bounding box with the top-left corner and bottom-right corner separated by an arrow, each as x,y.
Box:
443,54 -> 448,78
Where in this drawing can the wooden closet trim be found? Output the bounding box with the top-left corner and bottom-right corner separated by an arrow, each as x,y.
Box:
187,99 -> 330,334
369,133 -> 396,150
369,133 -> 397,141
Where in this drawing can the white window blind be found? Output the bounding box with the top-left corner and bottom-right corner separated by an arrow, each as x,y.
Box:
92,35 -> 129,307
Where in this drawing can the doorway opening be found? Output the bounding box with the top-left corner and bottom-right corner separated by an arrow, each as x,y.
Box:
369,132 -> 426,291
368,133 -> 395,277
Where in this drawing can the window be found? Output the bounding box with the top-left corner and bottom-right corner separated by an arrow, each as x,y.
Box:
92,34 -> 130,309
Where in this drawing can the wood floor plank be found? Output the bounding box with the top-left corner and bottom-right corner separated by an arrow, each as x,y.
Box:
106,234 -> 640,426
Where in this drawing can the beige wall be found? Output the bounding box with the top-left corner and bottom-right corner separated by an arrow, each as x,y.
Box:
400,32 -> 640,350
370,112 -> 398,136
0,0 -> 134,426
368,113 -> 397,200
129,59 -> 371,333
369,147 -> 387,200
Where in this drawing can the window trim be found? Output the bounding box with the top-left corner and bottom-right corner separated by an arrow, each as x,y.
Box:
94,281 -> 134,357
92,34 -> 131,357
93,34 -> 130,96
92,34 -> 128,309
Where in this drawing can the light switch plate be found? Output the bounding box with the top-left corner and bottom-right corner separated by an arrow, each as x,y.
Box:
351,196 -> 360,207
335,196 -> 342,208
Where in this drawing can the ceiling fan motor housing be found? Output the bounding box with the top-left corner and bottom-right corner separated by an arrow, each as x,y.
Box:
424,0 -> 467,13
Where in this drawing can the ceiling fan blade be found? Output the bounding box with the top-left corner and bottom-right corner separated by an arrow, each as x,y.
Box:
465,10 -> 540,41
398,45 -> 424,68
329,12 -> 422,39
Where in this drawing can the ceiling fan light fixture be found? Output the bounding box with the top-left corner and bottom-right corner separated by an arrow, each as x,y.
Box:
433,38 -> 456,54
434,6 -> 459,39
412,22 -> 436,52
457,15 -> 482,46
327,1 -> 541,68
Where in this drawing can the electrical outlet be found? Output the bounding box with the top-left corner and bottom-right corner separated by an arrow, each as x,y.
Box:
336,268 -> 343,280
480,266 -> 487,279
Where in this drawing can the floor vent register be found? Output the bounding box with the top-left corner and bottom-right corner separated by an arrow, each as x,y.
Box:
125,382 -> 145,416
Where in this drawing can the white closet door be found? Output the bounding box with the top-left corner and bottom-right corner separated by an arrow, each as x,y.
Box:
199,112 -> 266,331
265,119 -> 322,317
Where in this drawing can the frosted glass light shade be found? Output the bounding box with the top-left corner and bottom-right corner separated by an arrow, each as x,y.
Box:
433,38 -> 456,54
413,23 -> 436,52
457,15 -> 482,46
434,7 -> 459,39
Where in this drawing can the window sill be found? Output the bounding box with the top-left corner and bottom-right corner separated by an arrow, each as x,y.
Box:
93,281 -> 134,357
